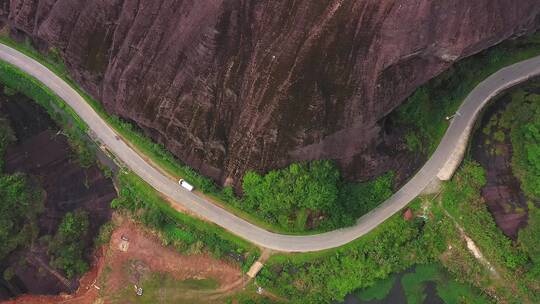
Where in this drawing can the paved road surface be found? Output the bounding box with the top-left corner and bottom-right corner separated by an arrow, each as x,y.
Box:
2,43 -> 540,252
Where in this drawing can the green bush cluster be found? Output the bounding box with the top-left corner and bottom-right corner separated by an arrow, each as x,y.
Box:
48,210 -> 91,278
238,161 -> 394,232
502,92 -> 540,200
518,205 -> 540,288
0,173 -> 44,260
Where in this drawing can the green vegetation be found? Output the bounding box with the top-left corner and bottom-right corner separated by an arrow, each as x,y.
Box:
110,272 -> 279,304
239,160 -> 394,231
3,86 -> 17,96
441,161 -> 526,270
256,198 -> 452,302
495,89 -> 540,200
337,171 -> 394,226
472,86 -> 540,298
110,272 -> 219,304
94,221 -> 115,247
228,294 -> 279,304
112,172 -> 259,270
440,161 -> 539,302
48,210 -> 91,278
0,115 -> 44,261
242,161 -> 339,230
394,31 -> 540,155
518,205 -> 540,282
0,173 -> 44,260
257,159 -> 538,303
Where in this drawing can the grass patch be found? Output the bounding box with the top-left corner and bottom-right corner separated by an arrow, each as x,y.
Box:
180,278 -> 219,290
110,272 -> 219,304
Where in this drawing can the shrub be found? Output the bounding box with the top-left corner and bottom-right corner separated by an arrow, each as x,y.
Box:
48,210 -> 90,278
0,173 -> 43,260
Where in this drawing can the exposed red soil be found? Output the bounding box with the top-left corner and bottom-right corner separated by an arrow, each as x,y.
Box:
104,218 -> 243,294
2,217 -> 244,304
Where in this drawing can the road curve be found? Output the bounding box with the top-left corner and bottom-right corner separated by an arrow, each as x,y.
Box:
2,43 -> 540,252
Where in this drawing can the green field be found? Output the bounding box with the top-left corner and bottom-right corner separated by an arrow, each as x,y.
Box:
110,272 -> 219,304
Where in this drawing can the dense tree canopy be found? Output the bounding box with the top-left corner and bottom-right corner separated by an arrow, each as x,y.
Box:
0,173 -> 43,260
519,205 -> 540,264
242,160 -> 394,231
518,118 -> 540,199
242,161 -> 340,225
48,210 -> 90,278
499,91 -> 540,200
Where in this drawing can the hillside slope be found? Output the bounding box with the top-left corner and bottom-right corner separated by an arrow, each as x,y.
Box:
1,0 -> 539,186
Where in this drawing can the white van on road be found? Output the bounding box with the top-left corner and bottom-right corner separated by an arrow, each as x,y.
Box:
178,179 -> 194,191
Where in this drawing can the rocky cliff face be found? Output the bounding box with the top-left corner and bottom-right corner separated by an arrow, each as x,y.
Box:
1,0 -> 539,186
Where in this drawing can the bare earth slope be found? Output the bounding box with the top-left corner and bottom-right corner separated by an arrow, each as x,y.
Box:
1,0 -> 539,185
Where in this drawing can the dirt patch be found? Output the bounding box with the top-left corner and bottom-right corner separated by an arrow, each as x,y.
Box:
2,216 -> 244,304
103,219 -> 243,295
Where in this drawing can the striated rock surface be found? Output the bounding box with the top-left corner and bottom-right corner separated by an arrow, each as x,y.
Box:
1,0 -> 539,186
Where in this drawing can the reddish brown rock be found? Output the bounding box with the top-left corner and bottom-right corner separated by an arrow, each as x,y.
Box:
403,209 -> 413,221
1,0 -> 539,186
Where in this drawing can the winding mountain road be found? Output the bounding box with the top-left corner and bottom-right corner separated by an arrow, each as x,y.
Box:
2,43 -> 540,252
